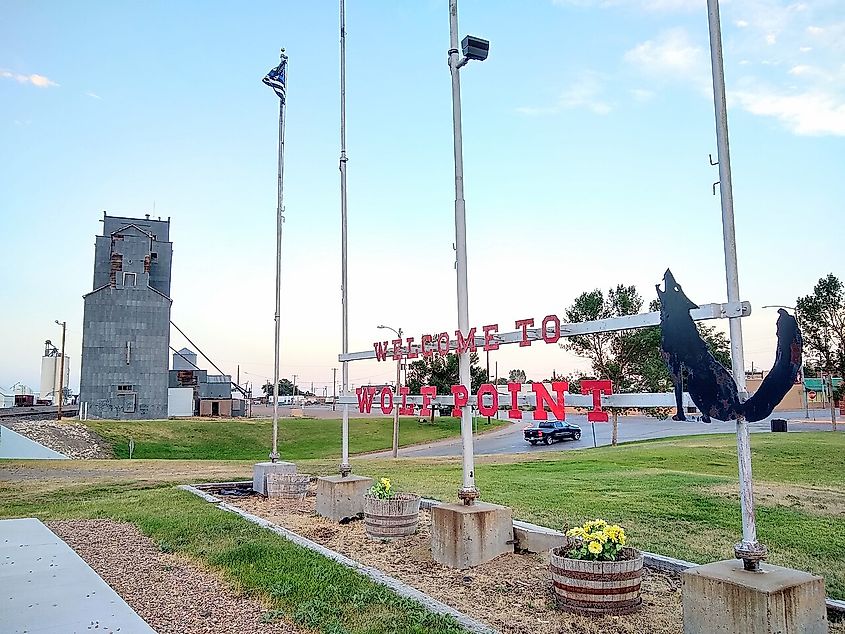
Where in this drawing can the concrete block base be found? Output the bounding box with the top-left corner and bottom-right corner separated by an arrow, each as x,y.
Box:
512,519 -> 567,553
683,559 -> 828,634
315,474 -> 373,522
252,461 -> 296,495
431,502 -> 513,569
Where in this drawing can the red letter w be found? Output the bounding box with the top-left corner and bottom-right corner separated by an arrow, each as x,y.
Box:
373,341 -> 389,361
356,386 -> 377,413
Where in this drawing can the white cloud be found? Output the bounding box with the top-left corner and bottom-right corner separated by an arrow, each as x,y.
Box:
85,91 -> 102,99
0,69 -> 58,87
799,46 -> 812,53
765,33 -> 777,45
624,28 -> 710,93
630,88 -> 656,103
732,87 -> 845,136
736,20 -> 750,28
518,72 -> 612,116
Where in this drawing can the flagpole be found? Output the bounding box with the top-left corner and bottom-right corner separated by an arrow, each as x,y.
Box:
339,0 -> 351,477
267,49 -> 288,463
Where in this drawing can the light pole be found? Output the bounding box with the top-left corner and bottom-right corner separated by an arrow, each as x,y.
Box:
706,0 -> 764,571
378,325 -> 403,458
263,49 -> 288,463
447,0 -> 489,505
332,368 -> 337,411
763,305 -> 807,419
54,320 -> 66,420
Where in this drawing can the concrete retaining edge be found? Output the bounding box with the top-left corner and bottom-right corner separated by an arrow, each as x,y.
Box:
178,485 -> 498,634
189,485 -> 845,619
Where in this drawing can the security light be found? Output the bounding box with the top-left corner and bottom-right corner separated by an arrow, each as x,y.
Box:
461,35 -> 489,62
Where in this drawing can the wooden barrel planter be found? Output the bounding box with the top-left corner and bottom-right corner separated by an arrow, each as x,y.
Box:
550,546 -> 643,615
266,473 -> 310,500
363,493 -> 421,540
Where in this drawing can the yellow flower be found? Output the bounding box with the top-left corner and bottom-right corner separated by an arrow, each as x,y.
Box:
380,477 -> 391,491
567,527 -> 586,538
588,540 -> 603,555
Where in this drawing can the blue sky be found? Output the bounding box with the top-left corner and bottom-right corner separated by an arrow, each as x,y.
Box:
1,0 -> 842,395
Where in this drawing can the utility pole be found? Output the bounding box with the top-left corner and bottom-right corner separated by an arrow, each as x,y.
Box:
55,320 -> 66,421
824,373 -> 837,431
706,0 -> 763,571
293,374 -> 298,397
332,368 -> 337,411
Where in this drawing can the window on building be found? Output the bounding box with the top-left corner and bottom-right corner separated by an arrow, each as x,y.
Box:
117,384 -> 134,393
123,272 -> 136,287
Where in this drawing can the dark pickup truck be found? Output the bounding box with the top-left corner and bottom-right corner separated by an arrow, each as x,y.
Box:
523,420 -> 581,445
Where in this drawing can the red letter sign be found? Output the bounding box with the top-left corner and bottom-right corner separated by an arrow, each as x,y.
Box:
356,386 -> 377,413
437,332 -> 450,355
420,386 -> 437,417
421,334 -> 433,357
374,341 -> 389,361
482,324 -> 499,351
379,386 -> 394,414
515,318 -> 534,347
507,382 -> 522,419
456,327 -> 477,354
581,380 -> 612,422
477,383 -> 498,417
451,385 -> 468,416
398,386 -> 415,415
392,338 -> 403,360
532,381 -> 569,420
405,337 -> 419,359
542,314 -> 561,344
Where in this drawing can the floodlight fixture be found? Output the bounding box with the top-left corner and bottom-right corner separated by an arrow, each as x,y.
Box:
461,35 -> 489,63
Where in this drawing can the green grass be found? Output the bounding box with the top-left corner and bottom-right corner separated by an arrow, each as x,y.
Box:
346,432 -> 845,599
86,415 -> 503,460
0,481 -> 465,634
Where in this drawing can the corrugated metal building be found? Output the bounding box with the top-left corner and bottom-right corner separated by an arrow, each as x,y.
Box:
79,213 -> 173,419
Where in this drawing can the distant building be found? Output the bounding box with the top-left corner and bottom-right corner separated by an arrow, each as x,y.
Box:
167,348 -> 243,417
39,340 -> 70,405
79,213 -> 173,419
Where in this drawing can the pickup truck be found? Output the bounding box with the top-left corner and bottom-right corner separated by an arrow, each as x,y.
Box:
523,420 -> 581,445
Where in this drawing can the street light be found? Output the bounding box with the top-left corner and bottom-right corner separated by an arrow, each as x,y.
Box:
762,305 -> 807,419
54,320 -> 66,421
378,324 -> 403,459
448,0 -> 488,505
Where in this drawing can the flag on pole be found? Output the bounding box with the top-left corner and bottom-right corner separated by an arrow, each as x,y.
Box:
263,52 -> 287,103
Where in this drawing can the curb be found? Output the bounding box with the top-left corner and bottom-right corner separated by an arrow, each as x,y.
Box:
178,485 -> 498,634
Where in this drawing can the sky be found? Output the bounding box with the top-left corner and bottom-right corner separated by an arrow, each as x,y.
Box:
1,0 -> 843,397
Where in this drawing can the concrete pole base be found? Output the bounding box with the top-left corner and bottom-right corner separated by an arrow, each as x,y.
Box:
315,474 -> 373,522
252,461 -> 296,495
682,559 -> 828,633
431,502 -> 513,569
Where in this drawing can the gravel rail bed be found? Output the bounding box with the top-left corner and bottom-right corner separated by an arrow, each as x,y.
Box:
3,419 -> 111,459
48,519 -> 300,633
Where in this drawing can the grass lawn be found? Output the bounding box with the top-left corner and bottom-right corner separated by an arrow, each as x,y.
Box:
343,432 -> 845,599
85,415 -> 504,460
2,432 -> 842,633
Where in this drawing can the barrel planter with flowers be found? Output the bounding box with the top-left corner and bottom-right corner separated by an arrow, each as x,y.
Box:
363,478 -> 421,540
550,519 -> 643,615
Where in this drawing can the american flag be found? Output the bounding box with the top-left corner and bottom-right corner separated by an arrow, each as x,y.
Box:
263,54 -> 287,103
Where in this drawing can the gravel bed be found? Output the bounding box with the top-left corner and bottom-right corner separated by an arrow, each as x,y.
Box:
230,493 -> 685,634
2,419 -> 111,459
48,519 -> 300,633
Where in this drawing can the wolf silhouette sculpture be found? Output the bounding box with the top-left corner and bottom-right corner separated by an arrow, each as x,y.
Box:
656,269 -> 803,423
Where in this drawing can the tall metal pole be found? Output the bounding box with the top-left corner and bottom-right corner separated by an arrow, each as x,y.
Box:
269,50 -> 288,463
448,0 -> 478,504
393,353 -> 401,458
56,321 -> 66,421
706,0 -> 764,570
339,0 -> 352,477
332,367 -> 337,411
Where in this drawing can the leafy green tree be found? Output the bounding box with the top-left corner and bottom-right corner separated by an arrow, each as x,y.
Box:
564,286 -> 730,394
262,378 -> 296,397
405,353 -> 488,395
508,369 -> 527,383
796,273 -> 844,399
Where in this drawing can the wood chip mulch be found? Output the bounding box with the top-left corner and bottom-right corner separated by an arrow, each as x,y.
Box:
231,493 -> 685,634
47,520 -> 301,634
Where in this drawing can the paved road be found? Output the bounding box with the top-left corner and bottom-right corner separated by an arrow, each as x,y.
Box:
390,409 -> 840,458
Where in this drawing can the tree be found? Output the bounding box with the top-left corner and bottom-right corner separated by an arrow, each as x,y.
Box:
797,274 -> 845,400
262,378 -> 296,397
405,353 -> 488,396
564,286 -> 731,394
508,369 -> 527,383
